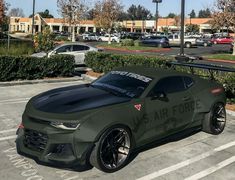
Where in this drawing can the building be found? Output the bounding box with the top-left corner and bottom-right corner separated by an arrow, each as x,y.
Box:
9,14 -> 215,34
9,14 -> 96,34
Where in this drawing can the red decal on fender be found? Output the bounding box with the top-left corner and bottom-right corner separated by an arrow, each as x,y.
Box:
134,104 -> 142,111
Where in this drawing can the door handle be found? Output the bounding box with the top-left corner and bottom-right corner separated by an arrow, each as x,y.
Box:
182,97 -> 190,101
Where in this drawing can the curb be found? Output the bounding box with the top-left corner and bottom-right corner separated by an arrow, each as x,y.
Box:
81,74 -> 97,82
97,46 -> 172,53
206,58 -> 235,64
227,110 -> 235,117
0,77 -> 83,87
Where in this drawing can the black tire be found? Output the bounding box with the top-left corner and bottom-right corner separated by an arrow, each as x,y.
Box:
89,125 -> 132,173
185,42 -> 192,48
202,103 -> 226,135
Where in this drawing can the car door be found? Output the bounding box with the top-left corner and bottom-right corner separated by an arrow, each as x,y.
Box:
142,76 -> 195,142
72,45 -> 90,65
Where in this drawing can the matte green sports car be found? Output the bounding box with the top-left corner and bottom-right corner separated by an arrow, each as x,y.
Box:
16,66 -> 226,173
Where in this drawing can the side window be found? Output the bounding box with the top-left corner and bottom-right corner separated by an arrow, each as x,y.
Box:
152,76 -> 185,95
168,35 -> 173,39
73,45 -> 90,51
175,35 -> 179,39
183,76 -> 194,89
56,45 -> 71,53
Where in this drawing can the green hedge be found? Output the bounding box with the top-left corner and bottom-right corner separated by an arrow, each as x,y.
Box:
85,52 -> 171,73
0,55 -> 75,81
120,39 -> 134,46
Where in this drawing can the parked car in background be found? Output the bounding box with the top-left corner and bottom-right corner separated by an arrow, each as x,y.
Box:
140,36 -> 170,48
48,43 -> 101,64
31,43 -> 101,65
211,36 -> 233,44
122,32 -> 144,40
98,34 -> 120,42
196,38 -> 212,47
83,33 -> 99,41
168,34 -> 197,48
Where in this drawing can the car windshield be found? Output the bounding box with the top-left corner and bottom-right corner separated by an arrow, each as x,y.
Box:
91,71 -> 153,98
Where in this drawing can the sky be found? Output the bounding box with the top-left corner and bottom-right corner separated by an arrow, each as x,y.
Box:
5,0 -> 215,18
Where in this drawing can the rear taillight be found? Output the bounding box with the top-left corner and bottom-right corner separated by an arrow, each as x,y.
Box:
211,87 -> 224,95
18,122 -> 24,129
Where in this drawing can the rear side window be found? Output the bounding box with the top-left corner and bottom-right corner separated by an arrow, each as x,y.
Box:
153,76 -> 185,94
56,45 -> 72,53
183,76 -> 194,89
73,45 -> 90,51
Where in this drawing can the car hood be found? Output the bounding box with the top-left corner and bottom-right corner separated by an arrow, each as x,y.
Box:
33,84 -> 130,114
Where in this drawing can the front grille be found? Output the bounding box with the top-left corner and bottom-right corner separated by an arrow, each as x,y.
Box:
24,129 -> 48,152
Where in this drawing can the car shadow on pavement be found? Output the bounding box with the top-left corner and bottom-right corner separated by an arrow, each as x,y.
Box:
128,126 -> 201,165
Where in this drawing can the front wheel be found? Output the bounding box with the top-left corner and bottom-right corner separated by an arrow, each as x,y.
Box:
202,103 -> 226,135
89,126 -> 132,173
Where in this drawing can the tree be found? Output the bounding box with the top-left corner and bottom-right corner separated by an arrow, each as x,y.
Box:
57,0 -> 88,42
34,27 -> 54,52
173,15 -> 181,28
127,4 -> 152,20
85,8 -> 95,20
29,9 -> 54,18
186,24 -> 200,33
167,13 -> 176,18
189,9 -> 196,18
94,0 -> 123,44
198,8 -> 211,18
0,0 -> 9,31
211,0 -> 235,55
8,8 -> 24,17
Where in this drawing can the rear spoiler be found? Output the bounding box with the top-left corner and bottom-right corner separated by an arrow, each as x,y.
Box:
167,61 -> 235,80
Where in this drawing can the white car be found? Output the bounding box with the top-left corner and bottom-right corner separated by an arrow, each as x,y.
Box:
48,43 -> 100,65
31,43 -> 100,65
98,34 -> 120,42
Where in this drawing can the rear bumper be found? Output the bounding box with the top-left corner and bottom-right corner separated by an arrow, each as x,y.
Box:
16,128 -> 94,168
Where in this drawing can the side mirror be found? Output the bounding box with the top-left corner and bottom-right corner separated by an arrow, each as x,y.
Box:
151,91 -> 167,100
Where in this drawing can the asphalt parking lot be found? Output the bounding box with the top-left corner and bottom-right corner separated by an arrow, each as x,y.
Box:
0,81 -> 235,180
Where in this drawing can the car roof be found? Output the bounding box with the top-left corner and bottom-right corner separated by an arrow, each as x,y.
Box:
114,66 -> 195,79
54,42 -> 95,49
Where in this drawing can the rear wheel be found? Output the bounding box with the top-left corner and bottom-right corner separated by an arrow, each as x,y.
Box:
202,103 -> 226,135
89,126 -> 132,173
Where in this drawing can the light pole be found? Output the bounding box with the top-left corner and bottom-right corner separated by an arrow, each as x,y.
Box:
152,0 -> 162,33
180,0 -> 185,56
32,0 -> 35,36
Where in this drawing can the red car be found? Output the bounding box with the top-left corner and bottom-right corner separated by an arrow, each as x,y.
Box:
211,36 -> 234,44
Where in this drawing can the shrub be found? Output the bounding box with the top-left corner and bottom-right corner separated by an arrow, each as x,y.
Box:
34,27 -> 54,52
120,39 -> 134,46
0,55 -> 75,81
0,40 -> 34,56
134,40 -> 142,46
85,52 -> 171,73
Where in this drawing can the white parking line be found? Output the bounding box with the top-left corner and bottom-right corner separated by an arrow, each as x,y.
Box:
136,141 -> 235,180
0,135 -> 17,142
0,100 -> 28,105
184,156 -> 235,180
0,98 -> 30,103
0,129 -> 16,134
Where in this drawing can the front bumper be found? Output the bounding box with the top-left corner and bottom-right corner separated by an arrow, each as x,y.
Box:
16,126 -> 94,168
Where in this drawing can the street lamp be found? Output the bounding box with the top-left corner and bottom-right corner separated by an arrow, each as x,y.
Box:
32,0 -> 35,36
152,0 -> 162,33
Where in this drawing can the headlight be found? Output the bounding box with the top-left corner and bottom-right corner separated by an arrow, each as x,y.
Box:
50,122 -> 80,130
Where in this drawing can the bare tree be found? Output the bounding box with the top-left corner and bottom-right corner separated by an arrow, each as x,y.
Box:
94,0 -> 123,44
8,8 -> 25,17
211,0 -> 235,55
57,0 -> 88,42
